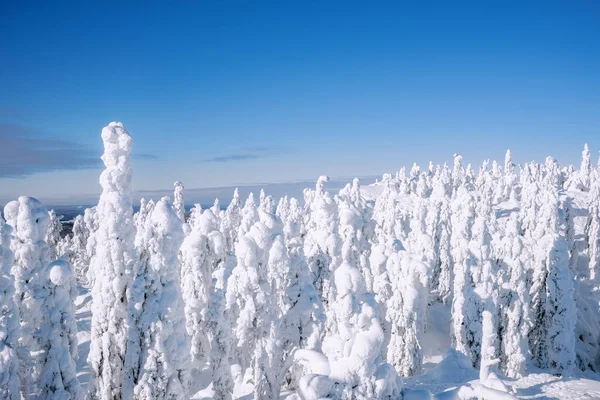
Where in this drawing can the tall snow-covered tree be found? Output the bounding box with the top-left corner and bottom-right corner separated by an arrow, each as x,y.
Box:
580,143 -> 591,190
586,170 -> 600,280
303,176 -> 340,310
385,249 -> 429,377
180,209 -> 226,365
45,209 -> 63,261
450,187 -> 480,366
221,189 -> 241,254
226,204 -> 282,375
528,159 -> 577,374
173,181 -> 185,223
0,215 -> 21,400
87,122 -> 136,400
38,260 -> 80,400
206,288 -> 234,400
499,213 -> 531,378
124,198 -> 190,399
4,196 -> 51,397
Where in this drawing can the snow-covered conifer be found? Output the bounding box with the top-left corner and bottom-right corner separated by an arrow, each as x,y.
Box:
581,143 -> 591,189
38,260 -> 80,400
499,213 -> 531,378
46,209 -> 63,261
221,188 -> 242,254
206,288 -> 233,400
385,249 -> 428,376
303,176 -> 340,309
124,198 -> 190,399
4,196 -> 51,397
173,181 -> 185,223
0,215 -> 21,400
180,209 -> 226,365
87,122 -> 136,400
586,170 -> 600,280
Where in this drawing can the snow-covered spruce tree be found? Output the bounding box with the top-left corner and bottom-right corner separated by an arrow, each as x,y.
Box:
0,215 -> 21,400
133,199 -> 154,251
46,209 -> 63,261
173,181 -> 185,223
324,233 -> 401,398
180,209 -> 226,366
210,198 -> 221,220
279,197 -> 326,388
238,192 -> 259,238
303,176 -> 340,310
580,143 -> 592,190
87,122 -> 136,400
276,195 -> 290,223
452,153 -> 464,194
504,149 -> 517,200
450,187 -> 480,366
528,158 -> 577,374
586,169 -> 600,280
545,212 -> 577,375
337,179 -> 375,295
431,185 -> 453,304
498,213 -> 532,378
226,204 -> 283,392
68,206 -> 97,284
385,249 -> 429,377
38,260 -> 80,400
206,288 -> 233,400
221,188 -> 241,254
468,193 -> 498,370
4,196 -> 51,397
124,198 -> 190,399
186,203 -> 202,231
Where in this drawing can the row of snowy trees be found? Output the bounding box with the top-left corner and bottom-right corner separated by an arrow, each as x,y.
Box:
1,122 -> 599,399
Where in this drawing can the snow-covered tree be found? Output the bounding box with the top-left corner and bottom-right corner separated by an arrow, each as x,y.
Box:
385,249 -> 429,377
87,122 -> 136,400
173,181 -> 185,223
180,209 -> 226,365
38,260 -> 80,400
219,189 -> 241,253
0,215 -> 21,400
450,187 -> 480,367
586,170 -> 600,280
206,288 -> 234,400
226,204 -> 282,374
45,209 -> 63,261
68,206 -> 97,284
581,143 -> 591,190
499,213 -> 531,378
303,176 -> 340,309
124,198 -> 190,399
528,160 -> 577,374
4,196 -> 51,397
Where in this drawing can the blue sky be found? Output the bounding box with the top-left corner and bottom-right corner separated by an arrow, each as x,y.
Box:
1,1 -> 599,205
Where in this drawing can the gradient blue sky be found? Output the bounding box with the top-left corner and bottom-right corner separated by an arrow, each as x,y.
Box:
1,1 -> 599,204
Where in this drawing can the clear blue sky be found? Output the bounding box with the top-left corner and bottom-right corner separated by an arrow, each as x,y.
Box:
1,1 -> 599,204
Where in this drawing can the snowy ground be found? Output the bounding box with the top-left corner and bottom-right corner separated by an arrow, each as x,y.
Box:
74,286 -> 600,399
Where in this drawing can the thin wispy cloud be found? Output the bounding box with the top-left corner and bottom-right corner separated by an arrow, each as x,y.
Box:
203,146 -> 290,163
204,153 -> 265,163
0,123 -> 100,178
133,153 -> 160,160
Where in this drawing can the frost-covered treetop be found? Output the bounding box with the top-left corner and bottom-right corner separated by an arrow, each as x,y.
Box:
99,121 -> 133,196
316,175 -> 330,195
3,196 -> 49,243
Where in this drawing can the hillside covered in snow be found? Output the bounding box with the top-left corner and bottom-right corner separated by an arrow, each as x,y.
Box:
2,121 -> 600,399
